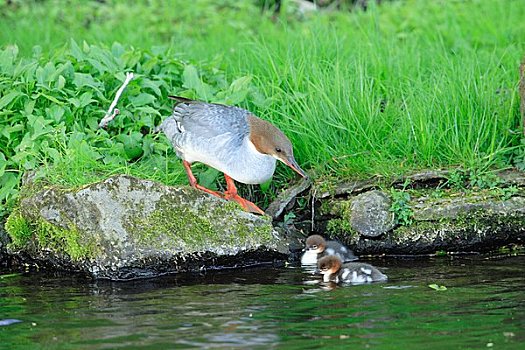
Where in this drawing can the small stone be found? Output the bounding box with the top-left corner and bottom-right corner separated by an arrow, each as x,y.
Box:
349,190 -> 395,237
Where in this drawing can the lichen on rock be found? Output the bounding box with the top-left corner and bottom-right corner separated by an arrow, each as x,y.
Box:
4,175 -> 287,279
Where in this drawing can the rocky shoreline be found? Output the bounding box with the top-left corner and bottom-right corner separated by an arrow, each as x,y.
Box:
2,170 -> 525,280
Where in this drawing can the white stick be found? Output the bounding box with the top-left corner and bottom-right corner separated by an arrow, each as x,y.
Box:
98,72 -> 134,128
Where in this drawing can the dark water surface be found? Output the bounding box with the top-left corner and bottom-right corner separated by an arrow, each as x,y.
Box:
1,254 -> 524,349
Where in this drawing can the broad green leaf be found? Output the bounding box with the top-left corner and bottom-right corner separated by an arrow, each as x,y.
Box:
121,49 -> 142,68
198,167 -> 219,190
225,90 -> 248,105
70,39 -> 84,61
129,93 -> 155,107
37,92 -> 64,105
141,78 -> 162,96
28,114 -> 54,141
182,65 -> 201,90
68,97 -> 80,108
111,42 -> 125,58
230,76 -> 252,92
78,91 -> 95,108
46,105 -> 65,122
90,46 -> 119,72
13,60 -> 38,79
259,179 -> 272,192
141,134 -> 155,157
86,58 -> 108,75
136,106 -> 161,117
24,100 -> 36,115
0,45 -> 18,74
137,113 -> 155,128
2,124 -> 25,140
0,172 -> 19,202
116,132 -> 144,160
73,73 -> 102,89
43,146 -> 61,163
0,91 -> 22,109
56,75 -> 66,90
0,152 -> 6,177
182,65 -> 213,100
142,57 -> 159,74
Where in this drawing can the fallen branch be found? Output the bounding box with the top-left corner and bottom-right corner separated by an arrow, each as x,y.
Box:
98,72 -> 134,128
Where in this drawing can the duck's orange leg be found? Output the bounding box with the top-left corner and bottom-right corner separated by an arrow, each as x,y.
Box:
223,174 -> 265,215
182,160 -> 223,198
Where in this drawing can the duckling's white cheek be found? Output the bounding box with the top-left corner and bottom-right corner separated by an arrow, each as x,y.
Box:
301,251 -> 318,265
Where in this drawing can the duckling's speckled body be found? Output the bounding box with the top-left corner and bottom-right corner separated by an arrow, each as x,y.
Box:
318,256 -> 387,284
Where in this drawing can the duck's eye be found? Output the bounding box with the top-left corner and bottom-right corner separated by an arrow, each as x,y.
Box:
275,147 -> 282,153
311,245 -> 318,250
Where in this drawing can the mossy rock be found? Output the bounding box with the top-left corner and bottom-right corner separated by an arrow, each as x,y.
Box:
4,175 -> 287,279
319,186 -> 525,255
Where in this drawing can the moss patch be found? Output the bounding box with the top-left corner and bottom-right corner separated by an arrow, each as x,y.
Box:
34,219 -> 95,261
4,210 -> 32,248
5,209 -> 96,262
130,194 -> 274,252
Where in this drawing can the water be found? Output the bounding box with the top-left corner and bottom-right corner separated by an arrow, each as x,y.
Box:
1,254 -> 524,349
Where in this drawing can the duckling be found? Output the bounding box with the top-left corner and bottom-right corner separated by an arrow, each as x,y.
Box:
317,255 -> 387,284
301,234 -> 357,265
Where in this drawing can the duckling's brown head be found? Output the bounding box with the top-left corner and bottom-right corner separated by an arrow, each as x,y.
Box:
318,255 -> 342,277
305,235 -> 327,254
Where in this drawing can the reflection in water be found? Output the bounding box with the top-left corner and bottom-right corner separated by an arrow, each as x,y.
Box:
1,254 -> 524,349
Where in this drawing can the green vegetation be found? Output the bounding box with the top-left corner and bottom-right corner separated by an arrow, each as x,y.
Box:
389,187 -> 413,226
5,209 -> 95,261
132,196 -> 274,251
4,210 -> 32,247
428,284 -> 447,291
1,0 -> 524,215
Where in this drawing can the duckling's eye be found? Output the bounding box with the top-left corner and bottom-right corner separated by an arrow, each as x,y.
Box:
275,147 -> 282,153
311,245 -> 318,249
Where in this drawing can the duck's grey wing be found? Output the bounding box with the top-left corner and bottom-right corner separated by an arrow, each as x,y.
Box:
158,98 -> 250,160
173,100 -> 250,141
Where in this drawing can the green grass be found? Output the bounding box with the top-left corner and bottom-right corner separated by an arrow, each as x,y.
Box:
0,0 -> 524,214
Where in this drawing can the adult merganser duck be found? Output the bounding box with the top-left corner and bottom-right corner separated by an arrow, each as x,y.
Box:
317,255 -> 387,284
158,96 -> 306,214
301,234 -> 358,265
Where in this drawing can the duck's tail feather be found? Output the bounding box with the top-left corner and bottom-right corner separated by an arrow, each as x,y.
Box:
168,95 -> 194,104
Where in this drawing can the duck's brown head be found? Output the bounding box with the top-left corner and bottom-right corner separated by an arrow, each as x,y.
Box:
248,115 -> 307,178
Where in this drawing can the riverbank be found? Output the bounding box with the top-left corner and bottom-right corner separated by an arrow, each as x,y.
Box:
1,0 -> 524,217
2,169 -> 524,280
1,0 -> 524,277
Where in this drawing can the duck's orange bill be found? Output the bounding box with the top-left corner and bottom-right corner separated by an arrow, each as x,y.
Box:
284,156 -> 307,178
